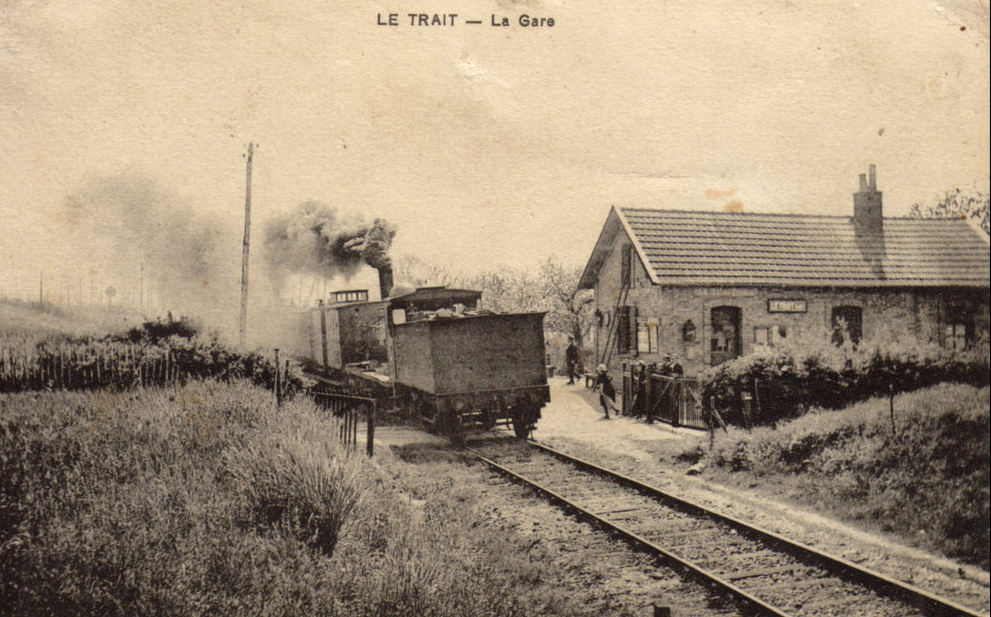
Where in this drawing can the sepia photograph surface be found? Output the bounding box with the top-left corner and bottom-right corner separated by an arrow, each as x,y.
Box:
1,1 -> 989,616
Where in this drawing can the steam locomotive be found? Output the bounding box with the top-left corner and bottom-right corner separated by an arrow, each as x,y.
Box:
297,277 -> 550,443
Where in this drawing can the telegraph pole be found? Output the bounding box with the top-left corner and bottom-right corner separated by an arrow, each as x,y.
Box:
238,143 -> 254,347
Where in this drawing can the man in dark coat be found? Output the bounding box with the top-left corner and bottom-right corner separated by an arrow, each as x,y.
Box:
565,337 -> 579,385
658,355 -> 673,377
632,360 -> 648,419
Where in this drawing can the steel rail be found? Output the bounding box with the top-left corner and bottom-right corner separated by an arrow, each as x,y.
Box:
526,440 -> 984,617
467,447 -> 793,617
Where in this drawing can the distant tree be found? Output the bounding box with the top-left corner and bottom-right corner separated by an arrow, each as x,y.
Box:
910,189 -> 989,235
392,254 -> 468,291
469,268 -> 541,314
393,255 -> 594,369
466,260 -> 594,370
533,258 -> 594,360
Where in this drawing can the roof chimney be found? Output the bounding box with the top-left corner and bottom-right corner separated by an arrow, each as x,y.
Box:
853,164 -> 885,276
854,165 -> 883,236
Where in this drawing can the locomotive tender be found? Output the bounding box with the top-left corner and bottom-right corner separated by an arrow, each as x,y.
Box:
303,285 -> 550,442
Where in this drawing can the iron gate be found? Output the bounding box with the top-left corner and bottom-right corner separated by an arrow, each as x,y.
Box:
624,370 -> 707,429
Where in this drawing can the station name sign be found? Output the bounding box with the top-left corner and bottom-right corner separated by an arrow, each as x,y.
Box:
767,299 -> 807,313
377,13 -> 555,27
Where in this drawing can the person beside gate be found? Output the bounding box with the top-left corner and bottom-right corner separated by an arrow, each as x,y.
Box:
592,364 -> 618,419
632,360 -> 648,419
658,355 -> 673,377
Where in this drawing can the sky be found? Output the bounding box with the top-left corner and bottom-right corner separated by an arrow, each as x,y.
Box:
1,0 -> 988,315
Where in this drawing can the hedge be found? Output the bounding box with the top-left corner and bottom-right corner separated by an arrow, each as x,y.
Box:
700,340 -> 990,426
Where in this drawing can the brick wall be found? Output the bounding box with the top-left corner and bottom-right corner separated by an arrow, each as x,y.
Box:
592,228 -> 990,379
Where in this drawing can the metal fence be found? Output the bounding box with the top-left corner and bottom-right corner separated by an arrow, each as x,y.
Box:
309,387 -> 377,456
623,369 -> 707,429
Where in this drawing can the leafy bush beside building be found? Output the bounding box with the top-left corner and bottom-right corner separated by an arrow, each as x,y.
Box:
700,339 -> 990,426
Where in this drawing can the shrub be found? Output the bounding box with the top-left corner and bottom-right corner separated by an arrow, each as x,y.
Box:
123,313 -> 199,343
701,384 -> 990,568
701,339 -> 990,426
224,431 -> 364,556
2,333 -> 303,395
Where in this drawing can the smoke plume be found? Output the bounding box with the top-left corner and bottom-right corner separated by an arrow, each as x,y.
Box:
262,201 -> 396,290
63,173 -> 252,336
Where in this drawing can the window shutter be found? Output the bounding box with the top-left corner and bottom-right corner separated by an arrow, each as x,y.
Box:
621,244 -> 632,286
630,305 -> 638,354
616,306 -> 631,353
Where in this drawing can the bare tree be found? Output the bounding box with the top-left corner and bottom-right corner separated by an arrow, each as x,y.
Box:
392,255 -> 594,369
535,258 -> 594,357
910,189 -> 989,234
392,254 -> 468,290
467,259 -> 594,370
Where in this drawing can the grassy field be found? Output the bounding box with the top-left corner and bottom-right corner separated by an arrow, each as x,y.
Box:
681,383 -> 990,570
0,300 -> 606,615
0,300 -> 145,348
0,381 -> 607,616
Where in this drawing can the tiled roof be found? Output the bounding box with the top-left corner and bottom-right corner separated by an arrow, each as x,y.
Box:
616,207 -> 990,288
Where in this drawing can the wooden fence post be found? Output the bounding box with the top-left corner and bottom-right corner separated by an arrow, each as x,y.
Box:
274,348 -> 282,407
888,383 -> 896,436
366,401 -> 375,457
708,396 -> 715,449
740,391 -> 753,431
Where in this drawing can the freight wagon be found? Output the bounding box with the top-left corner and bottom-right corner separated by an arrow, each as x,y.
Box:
304,286 -> 550,443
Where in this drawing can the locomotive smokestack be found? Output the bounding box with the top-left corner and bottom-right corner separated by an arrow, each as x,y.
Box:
377,265 -> 394,299
263,204 -> 396,296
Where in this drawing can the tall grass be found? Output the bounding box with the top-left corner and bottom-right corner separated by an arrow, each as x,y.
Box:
0,382 -> 363,615
693,384 -> 990,569
224,431 -> 363,555
2,381 -> 601,616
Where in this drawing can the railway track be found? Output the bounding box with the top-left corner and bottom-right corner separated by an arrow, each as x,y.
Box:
467,438 -> 986,617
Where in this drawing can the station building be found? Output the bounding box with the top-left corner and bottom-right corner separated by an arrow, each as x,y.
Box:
577,167 -> 991,377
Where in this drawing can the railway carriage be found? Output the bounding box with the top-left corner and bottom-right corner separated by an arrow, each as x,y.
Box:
303,286 -> 550,443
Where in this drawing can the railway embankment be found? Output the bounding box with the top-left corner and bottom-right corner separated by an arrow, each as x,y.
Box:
0,379 -> 650,616
532,376 -> 990,611
684,383 -> 989,572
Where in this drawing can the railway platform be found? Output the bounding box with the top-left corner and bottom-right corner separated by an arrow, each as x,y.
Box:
532,375 -> 699,460
347,374 -> 701,457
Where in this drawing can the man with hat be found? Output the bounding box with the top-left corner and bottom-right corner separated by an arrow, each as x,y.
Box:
565,336 -> 579,385
659,354 -> 673,377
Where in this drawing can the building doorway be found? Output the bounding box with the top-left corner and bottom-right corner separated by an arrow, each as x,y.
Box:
710,306 -> 741,366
